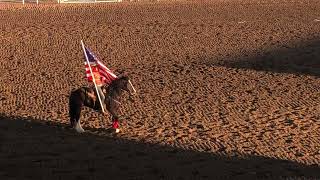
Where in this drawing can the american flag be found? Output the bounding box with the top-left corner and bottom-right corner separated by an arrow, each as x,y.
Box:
84,47 -> 117,85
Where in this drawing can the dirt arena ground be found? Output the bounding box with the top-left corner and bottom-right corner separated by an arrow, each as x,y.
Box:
0,0 -> 319,179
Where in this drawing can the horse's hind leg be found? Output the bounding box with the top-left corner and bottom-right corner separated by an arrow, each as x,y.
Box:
69,108 -> 78,128
73,106 -> 85,133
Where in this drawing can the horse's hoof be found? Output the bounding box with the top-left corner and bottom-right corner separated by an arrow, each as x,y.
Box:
115,128 -> 120,133
76,127 -> 85,133
75,122 -> 85,133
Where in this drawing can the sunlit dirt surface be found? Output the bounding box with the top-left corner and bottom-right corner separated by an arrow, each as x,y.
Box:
0,0 -> 319,179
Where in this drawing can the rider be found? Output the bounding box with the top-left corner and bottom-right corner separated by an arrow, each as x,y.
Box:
91,65 -> 107,115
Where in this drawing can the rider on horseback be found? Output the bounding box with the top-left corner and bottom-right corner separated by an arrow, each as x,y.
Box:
75,43 -> 136,133
90,64 -> 107,114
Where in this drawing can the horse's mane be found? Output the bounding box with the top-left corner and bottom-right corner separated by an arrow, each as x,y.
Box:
105,75 -> 129,96
110,75 -> 128,86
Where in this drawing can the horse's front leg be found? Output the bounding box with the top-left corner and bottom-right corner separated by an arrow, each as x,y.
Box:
106,98 -> 121,132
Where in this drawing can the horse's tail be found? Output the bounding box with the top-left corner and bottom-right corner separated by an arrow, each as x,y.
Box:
69,89 -> 83,125
68,91 -> 75,119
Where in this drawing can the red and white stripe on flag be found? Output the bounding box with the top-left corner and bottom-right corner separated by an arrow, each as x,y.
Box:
84,47 -> 117,85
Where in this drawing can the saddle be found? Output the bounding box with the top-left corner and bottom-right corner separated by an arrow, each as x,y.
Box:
80,87 -> 101,111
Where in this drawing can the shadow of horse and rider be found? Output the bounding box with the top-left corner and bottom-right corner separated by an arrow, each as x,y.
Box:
69,72 -> 136,133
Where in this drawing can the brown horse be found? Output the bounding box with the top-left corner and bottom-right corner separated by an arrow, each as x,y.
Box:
69,73 -> 136,133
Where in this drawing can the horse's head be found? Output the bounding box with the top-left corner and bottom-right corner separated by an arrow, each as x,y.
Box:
116,72 -> 136,97
103,72 -> 136,102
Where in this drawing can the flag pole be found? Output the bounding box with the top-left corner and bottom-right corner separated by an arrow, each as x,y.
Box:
81,40 -> 105,113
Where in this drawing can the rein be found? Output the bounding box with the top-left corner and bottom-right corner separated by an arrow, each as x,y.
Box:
110,97 -> 121,105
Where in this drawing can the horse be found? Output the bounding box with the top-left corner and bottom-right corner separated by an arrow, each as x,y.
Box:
69,73 -> 136,133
